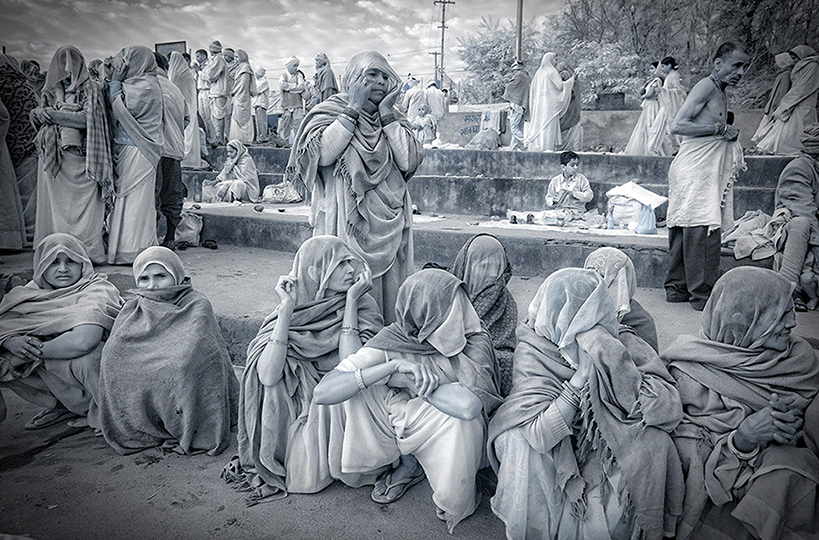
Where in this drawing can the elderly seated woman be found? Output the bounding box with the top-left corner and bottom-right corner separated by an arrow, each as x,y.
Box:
584,246 -> 659,351
663,266 -> 819,540
313,269 -> 502,533
202,139 -> 259,202
96,246 -> 239,455
0,233 -> 122,430
448,233 -> 517,396
488,268 -> 684,540
223,236 -> 383,504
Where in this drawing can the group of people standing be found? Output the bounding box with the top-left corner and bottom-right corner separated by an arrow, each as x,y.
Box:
503,53 -> 583,153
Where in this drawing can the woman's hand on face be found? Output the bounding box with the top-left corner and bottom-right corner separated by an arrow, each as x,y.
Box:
347,73 -> 372,112
392,360 -> 440,398
378,84 -> 401,117
274,276 -> 297,308
112,60 -> 128,82
347,267 -> 372,301
3,336 -> 43,362
569,347 -> 593,389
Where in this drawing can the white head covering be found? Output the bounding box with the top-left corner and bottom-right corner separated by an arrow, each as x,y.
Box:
426,288 -> 482,356
132,246 -> 186,285
285,56 -> 300,69
583,247 -> 637,322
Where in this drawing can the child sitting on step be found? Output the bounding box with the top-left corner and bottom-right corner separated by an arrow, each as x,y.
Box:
544,151 -> 593,222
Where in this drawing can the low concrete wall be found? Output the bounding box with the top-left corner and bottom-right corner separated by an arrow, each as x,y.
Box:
437,109 -> 765,150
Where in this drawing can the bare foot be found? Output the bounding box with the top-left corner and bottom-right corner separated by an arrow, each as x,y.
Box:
67,417 -> 89,428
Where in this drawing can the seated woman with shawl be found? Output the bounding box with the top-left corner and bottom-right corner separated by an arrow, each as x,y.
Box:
96,246 -> 239,455
224,236 -> 383,503
584,247 -> 659,351
0,233 -> 122,430
663,266 -> 819,540
488,268 -> 684,540
203,139 -> 259,202
313,269 -> 502,533
285,51 -> 424,323
448,233 -> 517,396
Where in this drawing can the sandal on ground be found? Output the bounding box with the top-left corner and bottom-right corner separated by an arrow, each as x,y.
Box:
371,466 -> 426,504
24,407 -> 77,430
66,417 -> 89,428
794,297 -> 808,312
202,239 -> 218,250
435,505 -> 448,521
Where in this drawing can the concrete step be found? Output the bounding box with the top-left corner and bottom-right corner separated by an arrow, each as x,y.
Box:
192,147 -> 792,219
192,202 -> 772,290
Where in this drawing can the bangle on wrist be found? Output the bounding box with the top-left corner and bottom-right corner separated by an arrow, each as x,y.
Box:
341,107 -> 359,121
728,431 -> 759,460
355,368 -> 368,391
380,113 -> 396,126
269,336 -> 287,346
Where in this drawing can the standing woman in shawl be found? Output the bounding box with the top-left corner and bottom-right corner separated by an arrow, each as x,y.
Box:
488,268 -> 684,540
252,67 -> 270,143
314,53 -> 338,103
752,53 -> 795,146
653,57 -> 688,156
625,62 -> 666,156
203,139 -> 259,202
0,55 -> 39,247
755,46 -> 819,155
584,246 -> 659,352
663,267 -> 819,540
168,51 -> 200,168
449,233 -> 517,396
285,50 -> 424,324
32,46 -> 113,264
313,269 -> 502,533
0,233 -> 122,430
97,246 -> 238,455
224,236 -> 382,503
525,52 -> 574,152
0,97 -> 25,251
105,45 -> 164,265
229,50 -> 255,145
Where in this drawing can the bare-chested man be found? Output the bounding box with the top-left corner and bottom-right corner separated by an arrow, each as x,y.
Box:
664,41 -> 750,311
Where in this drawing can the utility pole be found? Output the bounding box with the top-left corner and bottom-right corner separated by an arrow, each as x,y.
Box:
433,0 -> 454,85
429,51 -> 440,84
515,0 -> 523,63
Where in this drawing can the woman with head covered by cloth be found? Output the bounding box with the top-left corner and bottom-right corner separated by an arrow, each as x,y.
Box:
285,51 -> 424,324
663,267 -> 819,540
96,246 -> 239,456
313,269 -> 502,533
488,268 -> 684,540
224,236 -> 383,504
584,246 -> 659,352
0,234 -> 122,430
104,45 -> 163,265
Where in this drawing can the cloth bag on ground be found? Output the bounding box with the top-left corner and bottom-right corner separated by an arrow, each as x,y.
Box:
174,211 -> 203,246
606,181 -> 668,232
262,180 -> 303,203
633,204 -> 657,234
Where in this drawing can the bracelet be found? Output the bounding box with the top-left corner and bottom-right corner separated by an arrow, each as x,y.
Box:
727,431 -> 760,460
558,386 -> 580,409
340,325 -> 360,332
339,113 -> 357,126
341,107 -> 360,121
380,113 -> 396,126
269,337 -> 287,346
355,368 -> 368,391
562,380 -> 582,399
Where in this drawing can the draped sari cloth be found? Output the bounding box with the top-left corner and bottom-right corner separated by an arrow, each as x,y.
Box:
229,50 -> 255,144
449,234 -> 517,396
334,269 -> 501,532
0,233 -> 122,421
663,267 -> 819,540
488,268 -> 684,540
34,46 -> 112,263
753,55 -> 793,143
584,247 -> 659,352
285,51 -> 424,321
0,98 -> 24,249
168,51 -> 200,168
205,139 -> 259,202
624,76 -> 665,156
652,70 -> 687,155
525,53 -> 574,152
755,46 -> 819,155
107,45 -> 163,264
232,236 -> 383,499
98,246 -> 238,456
314,54 -> 338,102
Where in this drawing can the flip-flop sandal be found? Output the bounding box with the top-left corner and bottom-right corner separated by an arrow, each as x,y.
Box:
794,297 -> 808,312
24,407 -> 77,430
202,239 -> 218,250
371,467 -> 426,504
66,417 -> 89,428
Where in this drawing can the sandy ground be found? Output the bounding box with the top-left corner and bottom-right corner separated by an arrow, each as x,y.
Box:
1,246 -> 817,539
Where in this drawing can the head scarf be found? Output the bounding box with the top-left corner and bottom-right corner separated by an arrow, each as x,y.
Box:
87,58 -> 104,81
132,246 -> 186,286
791,45 -> 818,61
425,288 -> 483,356
255,66 -> 266,78
285,56 -> 300,70
168,51 -> 192,84
340,50 -> 400,94
527,268 -> 618,367
236,49 -> 249,65
315,53 -> 329,65
42,45 -> 88,104
701,267 -> 794,349
32,233 -> 94,288
454,234 -> 509,299
0,55 -> 23,74
583,247 -> 637,322
209,41 -> 223,54
288,236 -> 363,303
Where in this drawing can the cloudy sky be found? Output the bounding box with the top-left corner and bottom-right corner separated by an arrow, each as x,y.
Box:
1,0 -> 561,84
